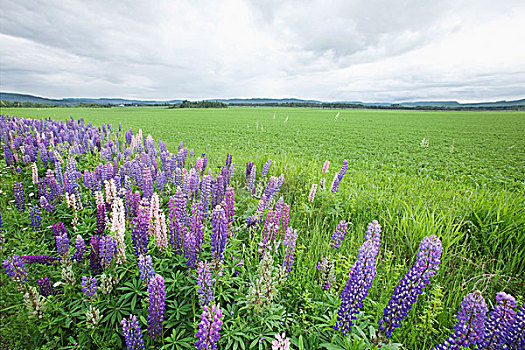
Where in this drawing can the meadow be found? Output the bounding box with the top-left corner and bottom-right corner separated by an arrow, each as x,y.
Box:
0,106 -> 524,349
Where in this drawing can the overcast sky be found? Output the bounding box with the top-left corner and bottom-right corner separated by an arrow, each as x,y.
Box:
1,0 -> 524,102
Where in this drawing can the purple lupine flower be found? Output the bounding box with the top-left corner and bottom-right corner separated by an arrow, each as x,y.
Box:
308,183 -> 317,202
3,144 -> 15,167
196,261 -> 215,308
211,175 -> 225,209
71,235 -> 86,262
200,175 -> 212,216
125,190 -> 134,218
38,277 -> 56,297
261,159 -> 272,178
46,169 -> 61,201
211,205 -> 228,262
131,205 -> 149,257
53,222 -> 69,256
335,223 -> 381,335
2,254 -> 28,287
138,254 -> 155,284
183,221 -> 197,269
39,195 -> 56,212
432,291 -> 488,350
54,159 -> 64,190
29,206 -> 41,231
221,165 -> 230,188
330,159 -> 348,194
121,315 -> 146,350
147,274 -> 166,340
96,204 -> 106,235
52,221 -> 67,236
283,227 -> 298,274
481,292 -> 517,349
125,128 -> 133,145
90,235 -> 103,276
185,203 -> 204,269
14,181 -> 25,211
322,160 -> 330,173
330,220 -> 349,249
263,176 -> 277,201
142,168 -> 154,200
225,153 -> 232,167
246,161 -> 254,183
379,235 -> 442,337
22,254 -> 60,266
156,170 -> 166,195
0,211 -> 3,230
257,194 -> 268,220
247,164 -> 256,194
81,276 -> 97,298
506,304 -> 525,349
195,304 -> 223,350
99,235 -> 117,268
168,194 -> 183,253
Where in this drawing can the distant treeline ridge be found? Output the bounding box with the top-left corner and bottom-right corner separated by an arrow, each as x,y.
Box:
1,99 -> 524,111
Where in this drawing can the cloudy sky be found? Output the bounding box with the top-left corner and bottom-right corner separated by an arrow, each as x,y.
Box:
1,0 -> 524,102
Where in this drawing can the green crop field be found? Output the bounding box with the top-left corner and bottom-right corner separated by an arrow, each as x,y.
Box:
1,106 -> 524,349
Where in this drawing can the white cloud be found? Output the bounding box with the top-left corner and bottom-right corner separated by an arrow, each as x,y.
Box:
0,0 -> 524,101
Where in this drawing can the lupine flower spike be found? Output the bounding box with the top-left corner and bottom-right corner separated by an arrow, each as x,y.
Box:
121,315 -> 146,350
196,260 -> 215,308
335,221 -> 381,335
195,304 -> 223,350
138,254 -> 155,284
147,274 -> 165,340
432,291 -> 488,349
3,254 -> 28,289
330,159 -> 348,194
81,276 -> 97,299
481,291 -> 517,349
330,220 -> 348,249
38,277 -> 56,297
379,235 -> 442,337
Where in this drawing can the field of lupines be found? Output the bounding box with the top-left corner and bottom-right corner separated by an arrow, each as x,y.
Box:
0,108 -> 524,350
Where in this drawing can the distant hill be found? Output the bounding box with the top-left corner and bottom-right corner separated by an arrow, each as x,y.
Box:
0,92 -> 181,106
207,98 -> 322,104
1,92 -> 524,108
397,100 -> 525,108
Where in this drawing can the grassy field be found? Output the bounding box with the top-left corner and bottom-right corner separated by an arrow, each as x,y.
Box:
1,106 -> 524,349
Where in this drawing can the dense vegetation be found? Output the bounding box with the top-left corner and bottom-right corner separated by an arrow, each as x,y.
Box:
0,107 -> 524,349
176,101 -> 227,109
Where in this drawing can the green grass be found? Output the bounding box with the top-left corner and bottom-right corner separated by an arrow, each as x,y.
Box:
1,106 -> 524,349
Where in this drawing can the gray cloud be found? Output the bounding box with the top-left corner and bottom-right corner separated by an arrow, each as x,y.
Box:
1,0 -> 524,101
